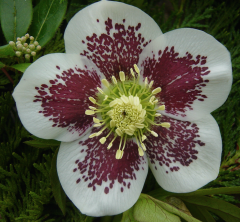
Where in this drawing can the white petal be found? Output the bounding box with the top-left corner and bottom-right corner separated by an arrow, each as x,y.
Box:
139,28 -> 232,121
57,129 -> 148,216
64,0 -> 162,79
146,115 -> 221,193
13,53 -> 104,142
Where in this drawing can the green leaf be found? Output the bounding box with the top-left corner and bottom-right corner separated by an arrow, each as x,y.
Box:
133,194 -> 181,222
178,186 -> 240,196
29,0 -> 67,47
121,208 -> 137,222
0,44 -> 15,58
179,196 -> 240,220
11,63 -> 31,72
147,195 -> 201,222
24,136 -> 60,148
149,186 -> 240,200
207,208 -> 240,222
50,147 -> 66,216
0,0 -> 32,42
186,203 -> 216,222
0,61 -> 5,69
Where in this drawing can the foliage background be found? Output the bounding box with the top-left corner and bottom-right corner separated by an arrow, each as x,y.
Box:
0,0 -> 240,221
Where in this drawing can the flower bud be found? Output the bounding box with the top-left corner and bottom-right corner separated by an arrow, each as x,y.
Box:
16,51 -> 21,57
33,41 -> 39,46
29,44 -> 35,50
9,41 -> 15,47
25,54 -> 30,60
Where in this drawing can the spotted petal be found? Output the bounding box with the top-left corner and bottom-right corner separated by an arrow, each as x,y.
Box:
57,129 -> 148,216
146,114 -> 221,193
13,54 -> 104,142
139,28 -> 232,121
64,0 -> 162,80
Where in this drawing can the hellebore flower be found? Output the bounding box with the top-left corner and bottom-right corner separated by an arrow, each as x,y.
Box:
13,0 -> 232,217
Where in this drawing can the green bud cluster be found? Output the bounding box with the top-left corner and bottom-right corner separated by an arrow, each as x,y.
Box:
9,34 -> 42,60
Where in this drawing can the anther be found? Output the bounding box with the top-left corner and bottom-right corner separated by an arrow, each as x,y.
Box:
152,87 -> 162,95
141,143 -> 146,151
151,131 -> 158,137
85,110 -> 95,115
93,117 -> 100,123
89,106 -> 96,110
107,143 -> 113,149
97,87 -> 104,94
158,105 -> 165,110
112,76 -> 117,84
101,79 -> 110,88
134,64 -> 140,74
138,147 -> 144,156
89,97 -> 96,104
119,71 -> 125,82
116,149 -> 123,159
100,137 -> 106,144
130,68 -> 135,77
144,77 -> 148,87
149,80 -> 154,88
116,128 -> 123,136
142,135 -> 147,141
161,122 -> 171,128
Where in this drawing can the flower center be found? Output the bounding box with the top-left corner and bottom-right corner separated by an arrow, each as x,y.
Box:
85,64 -> 170,159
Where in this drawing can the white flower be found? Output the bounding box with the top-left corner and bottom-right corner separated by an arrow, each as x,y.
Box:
13,0 -> 232,217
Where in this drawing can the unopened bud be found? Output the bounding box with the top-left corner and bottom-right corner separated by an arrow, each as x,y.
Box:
25,54 -> 30,60
31,51 -> 36,57
36,45 -> 41,51
21,36 -> 26,42
9,41 -> 15,47
29,44 -> 35,50
16,51 -> 21,57
30,36 -> 34,41
33,41 -> 39,46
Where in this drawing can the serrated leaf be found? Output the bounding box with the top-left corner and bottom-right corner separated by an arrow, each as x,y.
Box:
133,194 -> 181,222
11,63 -> 31,72
29,0 -> 67,47
50,147 -> 66,216
24,138 -> 60,148
0,0 -> 32,42
0,44 -> 15,58
179,196 -> 240,220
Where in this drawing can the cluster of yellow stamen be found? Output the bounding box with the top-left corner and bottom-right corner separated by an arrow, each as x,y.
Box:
85,64 -> 170,159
